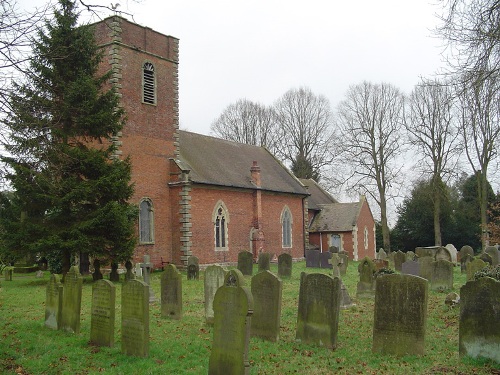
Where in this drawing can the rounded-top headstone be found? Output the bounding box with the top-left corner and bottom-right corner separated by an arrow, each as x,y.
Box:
225,269 -> 246,287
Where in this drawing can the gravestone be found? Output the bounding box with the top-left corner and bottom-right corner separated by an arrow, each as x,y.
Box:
319,251 -> 332,269
161,264 -> 182,320
305,249 -> 320,268
329,245 -> 339,253
415,246 -> 440,258
3,267 -> 13,281
121,279 -> 149,357
45,274 -> 63,330
109,262 -> 119,282
372,274 -> 428,356
356,257 -> 376,299
460,254 -> 474,274
479,252 -> 493,265
90,279 -> 116,347
204,265 -> 227,324
124,260 -> 135,281
338,253 -> 349,277
135,263 -> 142,279
402,260 -> 420,277
377,248 -> 387,260
466,258 -> 487,281
459,245 -> 474,262
92,259 -> 103,281
329,253 -> 341,278
485,246 -> 499,266
237,251 -> 253,276
140,255 -> 155,302
251,270 -> 282,342
394,251 -> 406,272
418,256 -> 434,281
277,253 -> 292,278
209,269 -> 253,375
435,246 -> 452,262
459,277 -> 500,363
60,266 -> 83,334
296,272 -> 341,349
187,256 -> 200,280
405,251 -> 417,262
445,244 -> 458,264
340,280 -> 354,309
430,259 -> 454,291
373,259 -> 389,270
257,252 -> 271,272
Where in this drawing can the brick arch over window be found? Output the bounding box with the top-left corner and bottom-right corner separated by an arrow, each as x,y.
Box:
281,206 -> 293,248
139,198 -> 154,244
212,201 -> 229,251
142,61 -> 156,104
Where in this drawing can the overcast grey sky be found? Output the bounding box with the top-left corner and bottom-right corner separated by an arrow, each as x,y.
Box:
19,0 -> 446,136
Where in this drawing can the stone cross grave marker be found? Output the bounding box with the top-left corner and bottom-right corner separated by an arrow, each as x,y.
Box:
121,279 -> 149,357
237,251 -> 253,276
161,264 -> 182,320
140,255 -> 155,302
418,256 -> 434,281
60,266 -> 83,334
485,246 -> 499,266
338,252 -> 348,276
90,279 -> 116,347
356,257 -> 376,299
466,258 -> 487,281
459,276 -> 500,363
296,272 -> 341,349
402,260 -> 420,277
251,270 -> 282,342
45,274 -> 63,330
305,249 -> 320,268
329,253 -> 342,278
257,252 -> 271,273
430,259 -> 454,291
204,265 -> 227,324
393,250 -> 406,272
209,269 -> 253,375
187,255 -> 199,280
372,274 -> 428,356
277,253 -> 292,278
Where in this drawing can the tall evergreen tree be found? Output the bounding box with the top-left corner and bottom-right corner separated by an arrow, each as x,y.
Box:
0,0 -> 136,274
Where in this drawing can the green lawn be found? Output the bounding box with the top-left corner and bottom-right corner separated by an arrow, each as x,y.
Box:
0,261 -> 498,374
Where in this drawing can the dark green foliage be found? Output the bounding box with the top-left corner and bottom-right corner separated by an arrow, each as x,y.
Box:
473,265 -> 500,281
0,0 -> 136,270
374,268 -> 395,278
291,154 -> 320,181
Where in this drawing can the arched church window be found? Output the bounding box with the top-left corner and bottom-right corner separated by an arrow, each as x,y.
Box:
139,198 -> 154,243
281,206 -> 292,248
213,203 -> 229,250
143,62 -> 156,104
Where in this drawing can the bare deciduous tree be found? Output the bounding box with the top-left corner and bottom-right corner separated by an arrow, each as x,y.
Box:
336,81 -> 405,252
405,79 -> 460,246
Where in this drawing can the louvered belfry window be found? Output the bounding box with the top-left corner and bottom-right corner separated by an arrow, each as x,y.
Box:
143,62 -> 155,104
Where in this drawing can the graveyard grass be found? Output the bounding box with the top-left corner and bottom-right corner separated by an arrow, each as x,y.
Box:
1,263 -> 499,374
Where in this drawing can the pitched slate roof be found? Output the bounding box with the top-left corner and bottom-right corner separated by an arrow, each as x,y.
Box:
299,178 -> 337,210
309,202 -> 361,232
176,131 -> 308,195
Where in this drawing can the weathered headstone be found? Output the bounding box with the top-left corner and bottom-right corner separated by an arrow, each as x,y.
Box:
394,250 -> 406,272
140,255 -> 155,302
430,259 -> 454,291
257,252 -> 271,272
209,269 -> 253,375
402,260 -> 420,277
377,248 -> 387,260
479,252 -> 493,265
251,270 -> 282,342
338,253 -> 349,277
3,267 -> 13,281
121,279 -> 149,357
372,274 -> 428,356
237,251 -> 253,276
90,279 -> 116,347
485,246 -> 499,266
92,259 -> 102,281
340,280 -> 354,309
135,263 -> 142,279
459,277 -> 500,363
329,253 -> 341,278
45,274 -> 63,330
418,256 -> 434,281
460,254 -> 474,274
124,260 -> 135,281
60,266 -> 83,334
319,251 -> 332,269
296,272 -> 341,349
204,265 -> 227,324
435,246 -> 452,262
277,253 -> 292,278
109,262 -> 119,282
161,264 -> 182,320
466,258 -> 487,281
187,256 -> 200,280
415,245 -> 440,259
305,249 -> 320,268
445,244 -> 458,264
459,245 -> 474,262
356,257 -> 376,299
405,251 -> 417,262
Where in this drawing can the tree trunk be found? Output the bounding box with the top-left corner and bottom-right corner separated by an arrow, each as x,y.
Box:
379,193 -> 391,252
433,178 -> 442,246
479,171 -> 489,250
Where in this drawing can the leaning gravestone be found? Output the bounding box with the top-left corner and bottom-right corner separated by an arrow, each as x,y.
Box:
251,270 -> 282,342
237,251 -> 253,276
187,256 -> 199,280
479,252 -> 493,265
459,245 -> 474,262
92,259 -> 103,281
121,279 -> 149,357
277,253 -> 292,278
445,244 -> 458,264
356,257 -> 376,299
435,247 -> 452,263
161,264 -> 182,320
460,254 -> 474,274
296,272 -> 341,349
45,274 -> 63,330
394,251 -> 406,272
466,258 -> 487,281
305,249 -> 320,268
338,253 -> 349,277
257,252 -> 271,272
402,260 -> 420,277
204,265 -> 227,324
90,279 -> 116,347
372,274 -> 428,356
319,251 -> 332,269
485,246 -> 499,266
418,256 -> 434,281
459,277 -> 500,363
209,269 -> 253,375
430,259 -> 454,291
60,266 -> 83,334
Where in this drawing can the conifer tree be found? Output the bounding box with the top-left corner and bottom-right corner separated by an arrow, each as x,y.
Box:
1,0 -> 136,274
